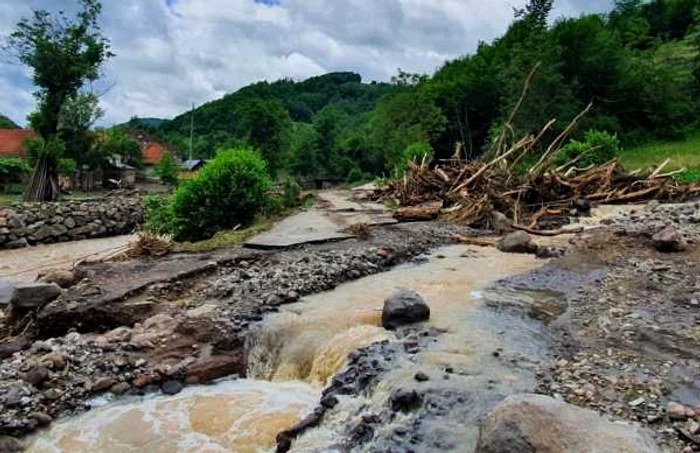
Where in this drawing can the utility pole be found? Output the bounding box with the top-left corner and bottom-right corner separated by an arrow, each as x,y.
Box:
189,102 -> 195,161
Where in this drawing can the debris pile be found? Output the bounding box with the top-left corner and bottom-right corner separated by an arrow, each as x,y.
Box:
378,65 -> 700,231
380,157 -> 700,231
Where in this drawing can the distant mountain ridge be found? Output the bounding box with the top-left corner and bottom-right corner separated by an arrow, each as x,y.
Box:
119,117 -> 167,129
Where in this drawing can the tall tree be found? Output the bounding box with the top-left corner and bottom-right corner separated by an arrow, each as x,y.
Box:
6,0 -> 113,201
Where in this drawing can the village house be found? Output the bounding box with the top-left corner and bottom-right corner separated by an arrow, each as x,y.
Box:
0,128 -> 177,190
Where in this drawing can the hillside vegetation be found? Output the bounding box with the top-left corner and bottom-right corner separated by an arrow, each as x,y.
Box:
148,0 -> 700,182
0,114 -> 19,129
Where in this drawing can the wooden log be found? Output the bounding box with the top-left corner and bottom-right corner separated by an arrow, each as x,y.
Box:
511,224 -> 583,236
394,204 -> 441,222
451,234 -> 498,247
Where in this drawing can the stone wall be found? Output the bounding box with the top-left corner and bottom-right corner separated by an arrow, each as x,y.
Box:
0,197 -> 143,249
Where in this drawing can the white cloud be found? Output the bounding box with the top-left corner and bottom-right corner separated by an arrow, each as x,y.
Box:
0,0 -> 612,127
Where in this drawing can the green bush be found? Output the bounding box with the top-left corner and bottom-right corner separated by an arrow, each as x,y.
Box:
346,167 -> 369,184
0,158 -> 31,183
155,150 -> 180,186
281,177 -> 302,209
169,149 -> 272,241
557,130 -> 620,168
394,142 -> 434,178
143,195 -> 176,236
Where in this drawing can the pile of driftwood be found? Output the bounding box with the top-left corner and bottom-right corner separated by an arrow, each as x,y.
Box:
379,66 -> 700,233
383,157 -> 700,232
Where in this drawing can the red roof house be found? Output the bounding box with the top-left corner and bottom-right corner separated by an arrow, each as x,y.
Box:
0,129 -> 36,158
142,142 -> 167,166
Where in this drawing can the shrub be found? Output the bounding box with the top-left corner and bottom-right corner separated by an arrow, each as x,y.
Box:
394,142 -> 434,178
0,158 -> 30,183
169,149 -> 272,241
346,167 -> 368,184
143,195 -> 176,236
281,177 -> 302,209
155,150 -> 180,186
557,130 -> 620,168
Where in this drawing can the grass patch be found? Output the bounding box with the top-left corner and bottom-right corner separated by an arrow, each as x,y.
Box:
173,216 -> 276,253
618,133 -> 700,183
0,193 -> 22,206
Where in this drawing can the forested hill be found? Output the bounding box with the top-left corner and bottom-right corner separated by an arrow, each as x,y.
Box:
154,72 -> 398,174
152,0 -> 700,183
0,114 -> 19,129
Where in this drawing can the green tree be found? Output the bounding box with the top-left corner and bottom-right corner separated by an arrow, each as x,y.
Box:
368,90 -> 447,172
98,129 -> 143,169
58,92 -> 105,169
289,123 -> 323,179
6,0 -> 113,201
155,150 -> 180,186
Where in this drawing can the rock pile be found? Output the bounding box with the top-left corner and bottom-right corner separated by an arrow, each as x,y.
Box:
0,197 -> 143,249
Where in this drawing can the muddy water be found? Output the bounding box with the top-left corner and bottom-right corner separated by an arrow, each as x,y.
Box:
27,380 -> 319,453
27,245 -> 552,453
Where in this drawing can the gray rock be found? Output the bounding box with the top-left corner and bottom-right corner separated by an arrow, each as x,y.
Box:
22,366 -> 49,386
0,436 -> 23,453
491,211 -> 512,234
161,380 -> 184,395
476,394 -> 662,453
4,238 -> 28,249
497,231 -> 538,254
9,283 -> 62,309
382,288 -> 430,330
652,226 -> 687,252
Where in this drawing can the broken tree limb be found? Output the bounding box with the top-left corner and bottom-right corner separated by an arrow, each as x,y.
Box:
394,204 -> 441,222
451,234 -> 499,247
649,158 -> 671,179
511,224 -> 584,236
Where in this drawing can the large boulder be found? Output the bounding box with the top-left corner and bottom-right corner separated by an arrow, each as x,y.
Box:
9,283 -> 62,309
497,231 -> 538,254
382,288 -> 430,330
476,394 -> 662,453
652,226 -> 687,252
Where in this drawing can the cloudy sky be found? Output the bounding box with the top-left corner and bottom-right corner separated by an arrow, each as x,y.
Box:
0,0 -> 612,127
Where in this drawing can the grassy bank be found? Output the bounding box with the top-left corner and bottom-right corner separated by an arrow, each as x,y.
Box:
618,134 -> 700,183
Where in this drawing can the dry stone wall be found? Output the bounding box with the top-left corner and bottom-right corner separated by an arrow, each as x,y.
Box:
0,197 -> 143,249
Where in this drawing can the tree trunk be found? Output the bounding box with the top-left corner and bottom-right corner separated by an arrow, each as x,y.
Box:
24,155 -> 59,202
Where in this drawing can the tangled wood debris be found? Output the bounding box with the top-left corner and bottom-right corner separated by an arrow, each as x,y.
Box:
380,151 -> 700,232
376,64 -> 700,233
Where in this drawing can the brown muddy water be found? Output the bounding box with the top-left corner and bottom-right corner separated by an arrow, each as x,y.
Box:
27,244 -> 557,452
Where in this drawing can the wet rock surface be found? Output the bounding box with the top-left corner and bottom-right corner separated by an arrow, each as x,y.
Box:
476,394 -> 661,453
381,288 -> 430,330
497,231 -> 538,254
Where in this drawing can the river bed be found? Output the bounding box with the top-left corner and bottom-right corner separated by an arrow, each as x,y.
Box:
27,244 -> 556,452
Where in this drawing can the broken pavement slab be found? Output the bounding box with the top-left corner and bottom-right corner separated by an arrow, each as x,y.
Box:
245,190 -> 397,249
244,210 -> 355,249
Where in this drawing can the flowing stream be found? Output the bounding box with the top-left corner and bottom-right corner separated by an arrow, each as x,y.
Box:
27,244 -> 557,452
